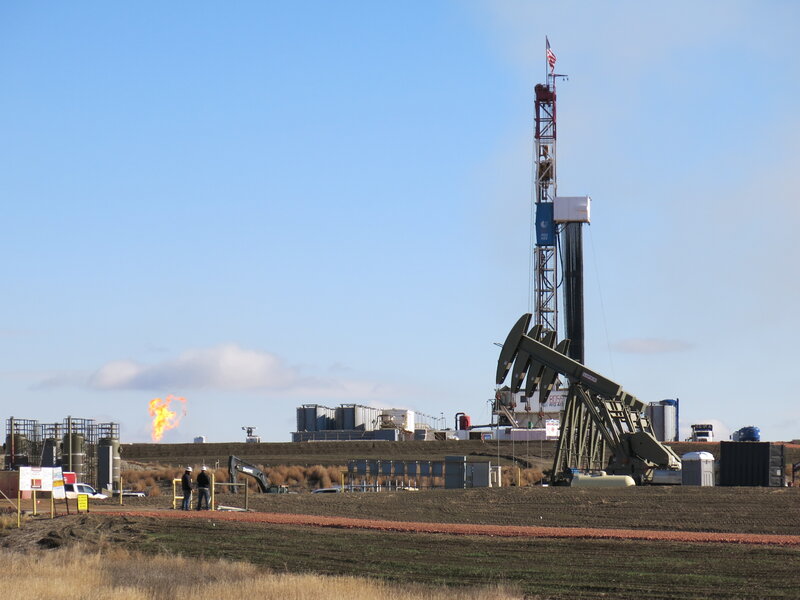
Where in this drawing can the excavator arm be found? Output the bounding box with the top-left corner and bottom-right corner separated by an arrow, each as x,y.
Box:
228,455 -> 271,493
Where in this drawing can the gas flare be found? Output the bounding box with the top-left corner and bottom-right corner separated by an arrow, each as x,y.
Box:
148,395 -> 187,441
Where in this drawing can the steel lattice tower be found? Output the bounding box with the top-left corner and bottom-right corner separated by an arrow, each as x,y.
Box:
531,57 -> 560,334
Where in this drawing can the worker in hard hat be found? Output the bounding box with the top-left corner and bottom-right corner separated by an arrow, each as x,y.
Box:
181,467 -> 193,511
196,465 -> 211,510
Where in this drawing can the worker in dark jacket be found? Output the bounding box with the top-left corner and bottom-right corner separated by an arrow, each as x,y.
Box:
196,465 -> 211,510
181,467 -> 193,510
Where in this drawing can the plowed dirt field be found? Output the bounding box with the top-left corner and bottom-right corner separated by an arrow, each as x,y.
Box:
100,508 -> 800,546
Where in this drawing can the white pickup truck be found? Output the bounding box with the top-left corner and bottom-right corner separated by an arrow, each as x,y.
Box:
64,483 -> 108,500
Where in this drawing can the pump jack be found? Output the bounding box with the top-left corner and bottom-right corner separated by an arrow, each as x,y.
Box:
496,314 -> 681,484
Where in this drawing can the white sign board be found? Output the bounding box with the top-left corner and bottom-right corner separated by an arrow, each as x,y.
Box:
545,419 -> 561,439
52,468 -> 66,500
18,466 -> 65,498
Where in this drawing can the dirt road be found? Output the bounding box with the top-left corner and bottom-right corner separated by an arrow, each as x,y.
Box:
96,508 -> 800,546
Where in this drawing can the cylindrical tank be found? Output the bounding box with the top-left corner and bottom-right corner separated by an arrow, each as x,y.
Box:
659,399 -> 678,442
5,434 -> 29,467
304,406 -> 318,432
571,472 -> 636,487
41,438 -> 61,467
646,400 -> 678,442
62,433 -> 86,481
341,406 -> 356,430
733,426 -> 761,442
458,414 -> 471,430
97,438 -> 121,492
315,410 -> 328,432
322,406 -> 336,431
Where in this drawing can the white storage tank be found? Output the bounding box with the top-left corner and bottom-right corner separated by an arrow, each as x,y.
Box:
571,472 -> 635,487
646,399 -> 678,442
681,451 -> 715,486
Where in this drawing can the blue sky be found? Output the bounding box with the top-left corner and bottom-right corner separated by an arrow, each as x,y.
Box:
2,1 -> 798,444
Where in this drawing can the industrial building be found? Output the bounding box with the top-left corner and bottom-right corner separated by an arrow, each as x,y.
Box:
292,403 -> 440,442
3,416 -> 121,492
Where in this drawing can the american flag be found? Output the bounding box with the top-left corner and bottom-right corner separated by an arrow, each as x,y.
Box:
546,37 -> 556,72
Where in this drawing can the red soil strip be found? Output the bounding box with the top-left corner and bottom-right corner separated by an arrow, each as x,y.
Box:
97,509 -> 800,547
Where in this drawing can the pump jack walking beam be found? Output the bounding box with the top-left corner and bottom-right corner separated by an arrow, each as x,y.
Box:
496,314 -> 681,484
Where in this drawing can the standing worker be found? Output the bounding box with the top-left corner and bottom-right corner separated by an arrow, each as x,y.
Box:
181,466 -> 193,511
196,465 -> 211,510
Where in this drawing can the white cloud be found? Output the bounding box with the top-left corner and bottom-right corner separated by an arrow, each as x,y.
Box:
612,338 -> 693,354
88,345 -> 299,391
58,344 -> 405,401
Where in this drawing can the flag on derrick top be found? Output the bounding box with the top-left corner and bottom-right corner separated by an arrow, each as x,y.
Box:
546,37 -> 556,72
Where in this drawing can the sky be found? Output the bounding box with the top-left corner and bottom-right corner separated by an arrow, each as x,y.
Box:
2,1 -> 798,444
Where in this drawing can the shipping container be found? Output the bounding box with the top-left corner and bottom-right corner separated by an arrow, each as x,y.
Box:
719,442 -> 784,487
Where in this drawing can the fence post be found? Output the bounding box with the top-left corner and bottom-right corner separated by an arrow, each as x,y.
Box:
211,473 -> 215,510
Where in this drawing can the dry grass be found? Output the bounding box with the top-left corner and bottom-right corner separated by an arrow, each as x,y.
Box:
0,546 -> 523,599
122,463 -> 346,493
122,463 -> 545,494
0,513 -> 27,530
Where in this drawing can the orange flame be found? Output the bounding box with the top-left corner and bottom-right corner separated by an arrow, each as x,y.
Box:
148,395 -> 187,442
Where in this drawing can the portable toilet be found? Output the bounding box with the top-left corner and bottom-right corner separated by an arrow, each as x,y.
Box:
681,451 -> 715,486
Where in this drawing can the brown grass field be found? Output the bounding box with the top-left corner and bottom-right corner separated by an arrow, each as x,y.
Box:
2,440 -> 799,599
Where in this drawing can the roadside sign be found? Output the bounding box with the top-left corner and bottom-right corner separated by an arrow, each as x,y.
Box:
19,467 -> 53,492
77,494 -> 88,512
52,468 -> 66,500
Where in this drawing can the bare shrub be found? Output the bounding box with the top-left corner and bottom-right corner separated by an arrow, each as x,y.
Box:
266,465 -> 287,485
306,465 -> 332,489
326,465 -> 342,485
520,468 -> 544,485
284,466 -> 304,485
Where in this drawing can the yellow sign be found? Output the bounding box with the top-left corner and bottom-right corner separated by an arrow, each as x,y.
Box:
77,494 -> 88,512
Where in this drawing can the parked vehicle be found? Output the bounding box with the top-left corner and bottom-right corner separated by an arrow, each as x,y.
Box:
689,424 -> 714,442
113,490 -> 147,498
64,483 -> 107,500
731,426 -> 761,442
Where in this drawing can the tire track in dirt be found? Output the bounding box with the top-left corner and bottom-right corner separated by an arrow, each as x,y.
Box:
97,509 -> 800,547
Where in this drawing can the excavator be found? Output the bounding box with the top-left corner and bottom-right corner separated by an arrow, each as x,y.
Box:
496,313 -> 681,485
227,455 -> 289,493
